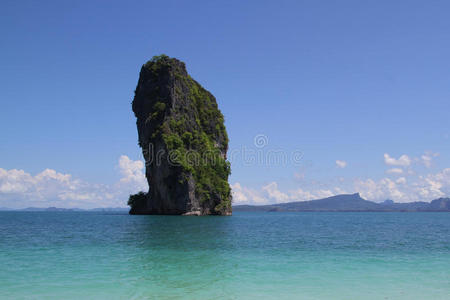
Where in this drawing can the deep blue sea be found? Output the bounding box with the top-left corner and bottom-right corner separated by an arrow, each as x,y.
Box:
0,211 -> 449,299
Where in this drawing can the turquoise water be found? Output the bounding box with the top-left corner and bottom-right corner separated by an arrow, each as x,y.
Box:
0,212 -> 449,299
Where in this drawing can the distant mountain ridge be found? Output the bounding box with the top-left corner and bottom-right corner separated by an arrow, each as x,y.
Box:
233,193 -> 450,212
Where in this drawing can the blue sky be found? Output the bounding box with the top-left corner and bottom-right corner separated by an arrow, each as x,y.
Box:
1,0 -> 450,208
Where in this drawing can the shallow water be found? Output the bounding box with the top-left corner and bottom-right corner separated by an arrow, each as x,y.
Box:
0,211 -> 449,299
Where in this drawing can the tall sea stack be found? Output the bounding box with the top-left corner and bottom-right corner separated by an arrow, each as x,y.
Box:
129,55 -> 232,215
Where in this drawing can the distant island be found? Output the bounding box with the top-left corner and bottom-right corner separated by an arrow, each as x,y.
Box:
233,193 -> 450,212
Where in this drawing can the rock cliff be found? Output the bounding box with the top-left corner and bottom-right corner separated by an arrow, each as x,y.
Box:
129,55 -> 231,215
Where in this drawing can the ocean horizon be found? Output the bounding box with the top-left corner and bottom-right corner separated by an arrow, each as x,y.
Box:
1,211 -> 449,299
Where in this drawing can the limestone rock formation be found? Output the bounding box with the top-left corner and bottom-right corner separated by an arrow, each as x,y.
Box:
129,55 -> 231,215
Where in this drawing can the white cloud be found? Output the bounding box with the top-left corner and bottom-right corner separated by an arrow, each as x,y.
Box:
354,167 -> 450,202
231,182 -> 340,205
0,156 -> 147,209
416,168 -> 450,199
386,168 -> 403,175
355,177 -> 405,202
230,182 -> 248,203
262,182 -> 289,203
336,160 -> 347,168
231,182 -> 268,205
0,169 -> 35,194
421,152 -> 439,168
288,188 -> 334,201
396,177 -> 407,185
116,155 -> 147,192
384,153 -> 411,167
